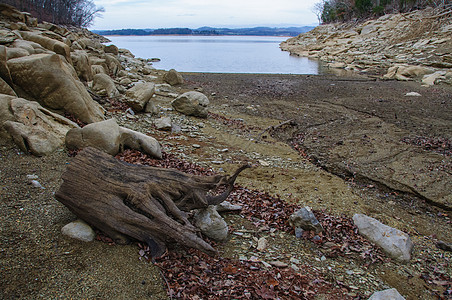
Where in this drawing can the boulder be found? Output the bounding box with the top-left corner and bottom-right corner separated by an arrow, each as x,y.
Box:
7,53 -> 105,124
422,71 -> 446,86
61,219 -> 96,242
19,31 -> 72,64
353,214 -> 414,262
0,45 -> 12,84
66,118 -> 121,155
172,91 -> 209,118
2,97 -> 79,156
368,288 -> 405,300
0,77 -> 16,96
119,127 -> 162,159
65,118 -> 162,158
92,73 -> 119,98
91,64 -> 107,75
289,207 -> 324,233
104,53 -> 122,76
71,50 -> 93,82
125,82 -> 155,112
0,94 -> 17,139
163,69 -> 184,85
104,44 -> 119,55
154,117 -> 172,131
194,206 -> 228,241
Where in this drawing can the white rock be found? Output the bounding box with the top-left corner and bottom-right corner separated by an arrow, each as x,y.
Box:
194,206 -> 228,241
215,201 -> 242,212
353,214 -> 413,262
257,237 -> 268,251
405,92 -> 421,97
368,288 -> 405,300
61,219 -> 96,242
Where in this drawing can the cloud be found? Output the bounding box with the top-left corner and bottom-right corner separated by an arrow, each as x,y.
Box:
91,0 -> 319,29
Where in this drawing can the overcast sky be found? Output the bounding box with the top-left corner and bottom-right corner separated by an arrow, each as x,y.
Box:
90,0 -> 320,30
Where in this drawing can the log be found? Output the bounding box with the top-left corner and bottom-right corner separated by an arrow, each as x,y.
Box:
55,147 -> 249,258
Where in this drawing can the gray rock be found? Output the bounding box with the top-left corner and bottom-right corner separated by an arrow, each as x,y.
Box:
215,201 -> 242,212
163,68 -> 183,85
92,73 -> 119,98
154,117 -> 172,131
172,91 -> 209,118
65,118 -> 162,158
61,219 -> 96,242
289,206 -> 323,233
194,206 -> 228,241
125,82 -> 155,112
368,288 -> 405,300
353,214 -> 414,262
66,118 -> 121,155
2,97 -> 79,156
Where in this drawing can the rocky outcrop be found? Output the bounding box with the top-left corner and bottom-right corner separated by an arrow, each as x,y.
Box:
7,53 -> 105,123
281,7 -> 452,85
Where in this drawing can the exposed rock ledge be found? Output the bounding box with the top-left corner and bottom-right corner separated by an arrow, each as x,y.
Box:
281,7 -> 452,85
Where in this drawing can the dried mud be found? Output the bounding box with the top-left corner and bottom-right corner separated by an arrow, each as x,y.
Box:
0,73 -> 451,299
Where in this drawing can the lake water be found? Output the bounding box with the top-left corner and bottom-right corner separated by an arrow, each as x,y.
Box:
105,35 -> 321,75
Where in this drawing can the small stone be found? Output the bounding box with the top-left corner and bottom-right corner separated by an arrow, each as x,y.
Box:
61,219 -> 95,242
295,227 -> 304,238
289,207 -> 324,233
27,174 -> 39,180
192,144 -> 201,148
258,160 -> 270,167
31,180 -> 45,189
269,261 -> 288,268
154,117 -> 172,131
215,201 -> 242,212
257,237 -> 268,251
405,92 -> 421,97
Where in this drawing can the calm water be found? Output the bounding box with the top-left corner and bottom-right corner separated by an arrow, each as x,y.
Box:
105,35 -> 321,74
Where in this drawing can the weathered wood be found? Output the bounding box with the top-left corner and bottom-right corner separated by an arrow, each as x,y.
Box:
55,147 -> 249,257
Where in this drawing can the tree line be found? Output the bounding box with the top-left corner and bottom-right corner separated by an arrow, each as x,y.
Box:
314,0 -> 451,23
2,0 -> 104,27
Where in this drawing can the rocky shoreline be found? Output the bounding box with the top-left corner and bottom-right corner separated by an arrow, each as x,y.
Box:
1,3 -> 451,299
281,7 -> 452,86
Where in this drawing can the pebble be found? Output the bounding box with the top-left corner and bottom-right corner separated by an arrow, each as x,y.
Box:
31,180 -> 45,189
269,261 -> 288,268
192,144 -> 201,148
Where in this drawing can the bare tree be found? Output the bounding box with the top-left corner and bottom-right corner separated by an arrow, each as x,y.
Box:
1,0 -> 104,27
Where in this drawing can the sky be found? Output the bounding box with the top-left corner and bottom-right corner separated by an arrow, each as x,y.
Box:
90,0 -> 320,30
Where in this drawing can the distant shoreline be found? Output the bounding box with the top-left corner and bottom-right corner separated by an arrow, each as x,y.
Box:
102,34 -> 294,37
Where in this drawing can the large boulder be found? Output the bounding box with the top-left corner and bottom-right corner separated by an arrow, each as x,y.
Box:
2,96 -> 79,156
353,214 -> 414,262
7,53 -> 105,124
19,31 -> 72,64
92,73 -> 119,98
71,50 -> 93,82
172,91 -> 209,118
119,127 -> 162,159
0,77 -> 16,96
66,118 -> 121,155
125,82 -> 155,112
65,118 -> 162,158
163,69 -> 183,85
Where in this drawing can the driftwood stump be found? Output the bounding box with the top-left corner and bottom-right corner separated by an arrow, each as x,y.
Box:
55,147 -> 249,257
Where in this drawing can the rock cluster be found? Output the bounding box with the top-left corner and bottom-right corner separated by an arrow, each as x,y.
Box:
0,4 -> 210,156
281,7 -> 452,85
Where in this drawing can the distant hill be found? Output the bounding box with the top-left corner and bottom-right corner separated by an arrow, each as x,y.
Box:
93,26 -> 315,37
